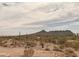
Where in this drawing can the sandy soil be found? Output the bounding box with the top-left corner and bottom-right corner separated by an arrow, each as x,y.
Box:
0,46 -> 65,57
0,46 -> 78,57
33,50 -> 65,57
0,47 -> 24,57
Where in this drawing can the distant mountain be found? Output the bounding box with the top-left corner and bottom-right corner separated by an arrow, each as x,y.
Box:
48,30 -> 75,36
30,30 -> 75,37
31,30 -> 47,35
0,30 -> 75,43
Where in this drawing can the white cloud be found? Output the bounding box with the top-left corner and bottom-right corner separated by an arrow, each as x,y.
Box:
0,2 -> 79,35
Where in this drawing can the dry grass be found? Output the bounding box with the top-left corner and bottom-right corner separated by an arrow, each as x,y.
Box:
45,48 -> 50,51
23,48 -> 35,57
53,45 -> 63,52
63,48 -> 77,57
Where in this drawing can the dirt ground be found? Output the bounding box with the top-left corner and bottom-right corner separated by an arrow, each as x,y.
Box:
0,47 -> 24,57
33,50 -> 65,57
0,46 -> 77,57
0,43 -> 78,57
0,46 -> 65,57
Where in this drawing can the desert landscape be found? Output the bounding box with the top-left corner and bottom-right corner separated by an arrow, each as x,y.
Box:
0,2 -> 79,57
0,30 -> 78,57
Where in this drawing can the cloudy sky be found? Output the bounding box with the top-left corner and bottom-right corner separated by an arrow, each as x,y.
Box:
0,2 -> 79,35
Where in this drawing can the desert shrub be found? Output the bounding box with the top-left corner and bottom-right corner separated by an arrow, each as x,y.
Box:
23,48 -> 34,57
64,40 -> 79,50
53,45 -> 63,52
59,45 -> 65,49
45,48 -> 50,51
26,42 -> 37,47
2,45 -> 7,47
0,42 -> 4,46
51,37 -> 67,45
40,42 -> 44,48
64,48 -> 77,57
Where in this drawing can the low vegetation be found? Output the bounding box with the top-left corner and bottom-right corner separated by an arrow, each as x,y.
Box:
63,48 -> 77,57
23,47 -> 34,57
0,30 -> 79,57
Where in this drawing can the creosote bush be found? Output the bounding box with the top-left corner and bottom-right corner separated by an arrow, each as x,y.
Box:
45,48 -> 50,51
64,48 -> 77,57
26,41 -> 37,47
53,46 -> 63,52
64,40 -> 79,50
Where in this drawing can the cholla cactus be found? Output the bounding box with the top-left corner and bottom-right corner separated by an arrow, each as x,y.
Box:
24,47 -> 34,57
